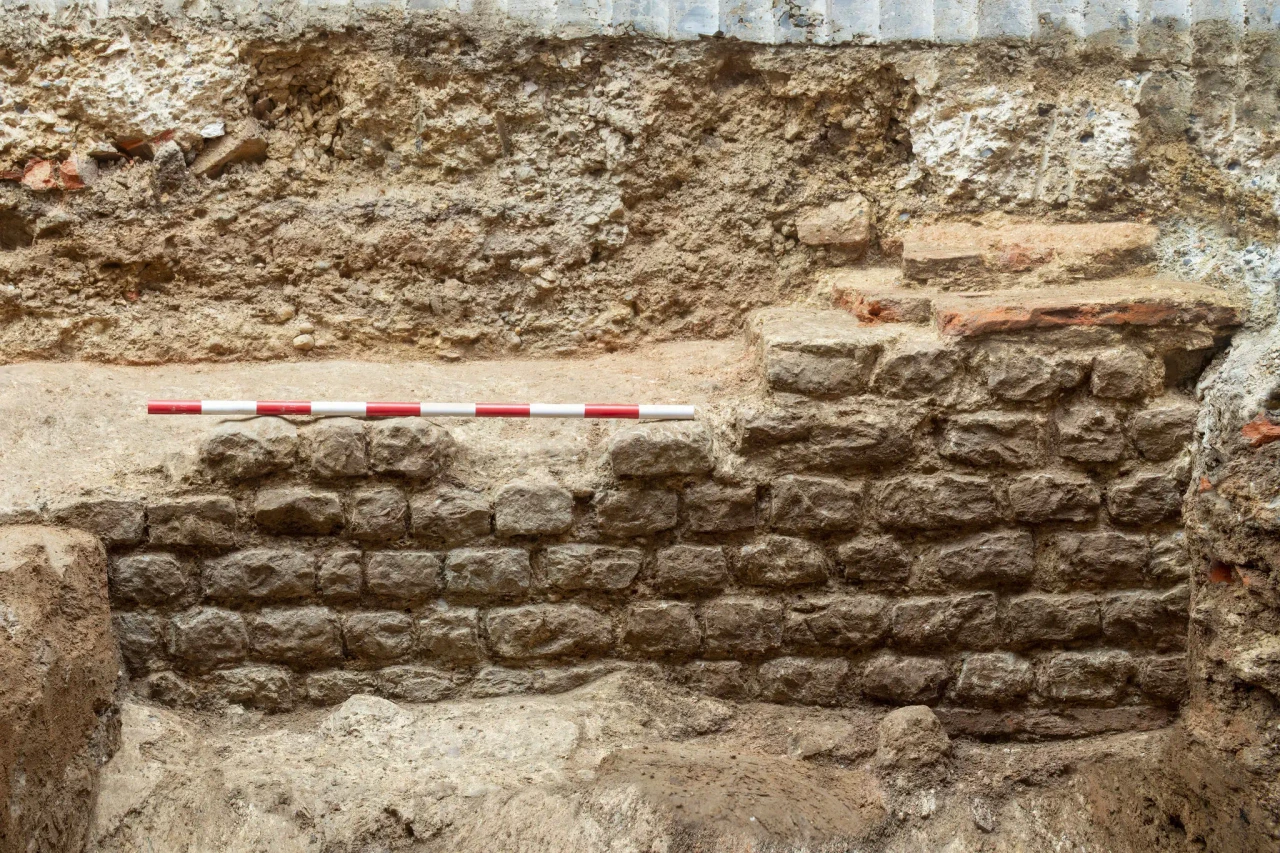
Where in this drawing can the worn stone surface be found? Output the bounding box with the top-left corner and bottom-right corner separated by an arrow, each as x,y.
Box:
50,497 -> 145,547
486,604 -> 613,660
347,486 -> 409,542
875,705 -> 951,769
302,419 -> 368,478
938,413 -> 1041,468
768,475 -> 862,532
875,475 -> 1000,531
410,487 -> 492,543
368,419 -> 453,480
795,194 -> 871,252
758,657 -> 850,705
837,536 -> 911,585
649,544 -> 730,594
953,653 -> 1035,706
609,423 -> 715,477
202,549 -> 315,603
1037,651 -> 1134,705
199,418 -> 297,482
622,602 -> 700,656
1048,531 -> 1149,589
892,594 -> 998,650
1007,472 -> 1100,523
1055,401 -> 1126,464
317,550 -> 362,603
494,479 -> 574,536
1129,400 -> 1198,461
168,607 -> 247,672
1106,470 -> 1184,525
543,543 -> 642,591
364,551 -> 444,604
785,595 -> 889,650
254,487 -> 343,536
701,597 -> 784,658
207,665 -> 296,712
863,656 -> 950,705
246,607 -> 344,668
418,607 -> 485,664
148,496 -> 237,549
444,548 -> 530,598
343,611 -> 415,664
684,483 -> 756,532
922,530 -> 1034,589
110,552 -> 193,607
1091,347 -> 1164,400
595,488 -> 678,537
1004,594 -> 1100,648
739,535 -> 829,587
983,347 -> 1087,402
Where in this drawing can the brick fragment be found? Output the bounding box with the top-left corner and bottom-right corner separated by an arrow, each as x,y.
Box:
364,551 -> 443,604
368,419 -> 453,480
111,552 -> 193,606
347,486 -> 408,542
875,474 -> 1000,531
494,478 -> 574,536
1129,400 -> 1198,461
418,607 -> 484,664
935,289 -> 1238,337
861,654 -> 949,704
685,483 -> 756,532
938,413 -> 1041,468
759,657 -> 849,706
837,536 -> 911,585
254,487 -> 343,535
203,549 -> 315,603
20,159 -> 58,191
622,602 -> 700,656
1100,585 -> 1189,651
343,611 -> 415,663
1038,650 -> 1134,705
923,530 -> 1034,589
1091,347 -> 1165,400
608,422 -> 715,477
445,545 -> 529,596
892,593 -> 998,650
953,653 -> 1034,706
1007,472 -> 1100,523
543,544 -> 641,591
701,597 -> 784,658
486,604 -> 613,660
784,595 -> 889,650
168,607 -> 247,672
199,417 -> 297,481
649,545 -> 730,594
1106,470 -> 1184,525
50,497 -> 145,546
247,606 -> 343,668
59,154 -> 99,190
1055,401 -> 1126,463
302,418 -> 368,478
148,496 -> 237,549
410,487 -> 491,543
739,535 -> 829,587
317,550 -> 362,603
1003,594 -> 1100,648
834,284 -> 934,325
595,488 -> 677,537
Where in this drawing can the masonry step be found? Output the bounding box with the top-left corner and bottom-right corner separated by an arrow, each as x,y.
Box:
898,219 -> 1160,286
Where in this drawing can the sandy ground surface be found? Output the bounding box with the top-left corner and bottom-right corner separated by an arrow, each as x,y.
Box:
0,340 -> 750,511
87,670 -> 1181,853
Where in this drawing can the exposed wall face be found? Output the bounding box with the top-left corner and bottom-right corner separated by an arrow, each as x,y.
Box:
85,242 -> 1238,738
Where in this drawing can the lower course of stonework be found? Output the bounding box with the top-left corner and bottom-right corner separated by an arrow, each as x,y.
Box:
52,275 -> 1238,739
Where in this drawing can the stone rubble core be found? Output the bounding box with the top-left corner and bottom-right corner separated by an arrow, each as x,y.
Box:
68,220 -> 1243,742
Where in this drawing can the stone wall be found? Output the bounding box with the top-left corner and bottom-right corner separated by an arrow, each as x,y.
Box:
77,224 -> 1242,739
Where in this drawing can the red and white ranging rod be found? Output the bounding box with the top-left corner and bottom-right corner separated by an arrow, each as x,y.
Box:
147,400 -> 696,420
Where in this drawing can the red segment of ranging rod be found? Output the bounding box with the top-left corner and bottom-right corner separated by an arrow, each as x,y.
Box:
145,401 -> 695,420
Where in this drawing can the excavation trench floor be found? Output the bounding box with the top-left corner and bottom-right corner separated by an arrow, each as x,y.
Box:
0,340 -> 749,511
87,671 -> 1180,853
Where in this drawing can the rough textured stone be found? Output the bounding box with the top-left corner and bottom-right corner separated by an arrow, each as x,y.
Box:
368,419 -> 453,480
148,496 -> 237,549
837,536 -> 911,585
984,347 -> 1087,401
701,597 -> 784,658
938,413 -> 1041,468
543,544 -> 642,591
862,655 -> 950,704
872,341 -> 962,397
305,670 -> 380,705
364,551 -> 443,604
768,475 -> 862,532
199,417 -> 297,481
1003,594 -> 1100,648
317,550 -> 362,603
796,194 -> 871,252
443,547 -> 530,598
892,594 -> 998,650
649,544 -> 730,594
1007,471 -> 1100,523
343,611 -> 415,663
1055,401 -> 1126,463
1106,470 -> 1184,525
679,661 -> 753,701
207,665 -> 296,712
1038,651 -> 1134,705
417,607 -> 484,663
494,478 -> 574,536
595,489 -> 678,537
1050,531 -> 1149,589
785,595 -> 889,650
202,549 -> 315,603
347,486 -> 409,542
758,657 -> 850,705
302,418 -> 368,478
168,607 -> 247,672
487,604 -> 613,660
622,601 -> 700,656
875,705 -> 951,768
246,607 -> 343,668
469,666 -> 539,698
608,422 -> 715,477
410,487 -> 491,543
379,665 -> 456,702
1101,586 -> 1189,651
923,530 -> 1034,588
114,611 -> 163,674
1149,532 -> 1192,582
739,535 -> 829,587
50,497 -> 145,547
110,552 -> 192,606
953,653 -> 1035,706
1091,347 -> 1164,399
764,348 -> 880,397
254,487 -> 343,535
736,407 -> 811,450
875,474 -> 1000,530
1129,400 -> 1198,461
684,483 -> 756,532
1136,654 -> 1188,703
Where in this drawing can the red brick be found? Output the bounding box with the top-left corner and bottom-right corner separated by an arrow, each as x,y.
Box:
20,159 -> 58,191
935,290 -> 1240,338
1242,413 -> 1280,448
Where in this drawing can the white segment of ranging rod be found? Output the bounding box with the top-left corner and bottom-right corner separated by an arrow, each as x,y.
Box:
147,400 -> 696,420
